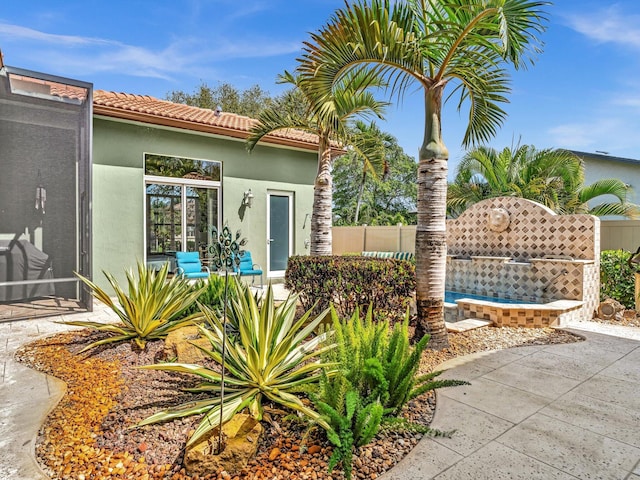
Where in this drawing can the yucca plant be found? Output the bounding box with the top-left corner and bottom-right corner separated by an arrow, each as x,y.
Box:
136,280 -> 338,447
64,262 -> 205,351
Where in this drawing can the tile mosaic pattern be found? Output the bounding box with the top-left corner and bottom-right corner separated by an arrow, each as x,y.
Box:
453,300 -> 583,328
445,197 -> 600,326
447,197 -> 599,261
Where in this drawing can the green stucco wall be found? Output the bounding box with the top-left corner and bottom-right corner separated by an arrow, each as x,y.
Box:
92,117 -> 317,289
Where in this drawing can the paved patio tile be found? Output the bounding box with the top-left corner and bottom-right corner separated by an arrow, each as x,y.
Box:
516,349 -> 621,381
499,344 -> 551,356
438,350 -> 522,381
379,437 -> 463,480
572,374 -> 640,411
561,330 -> 640,354
545,338 -> 636,360
497,413 -> 640,480
483,361 -> 582,399
0,361 -> 53,404
0,385 -> 63,480
438,377 -> 550,424
541,391 -> 640,448
430,398 -> 514,456
432,442 -> 575,480
598,351 -> 640,384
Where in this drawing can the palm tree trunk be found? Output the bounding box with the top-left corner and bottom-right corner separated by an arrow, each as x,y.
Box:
354,169 -> 367,224
310,134 -> 333,255
414,86 -> 450,349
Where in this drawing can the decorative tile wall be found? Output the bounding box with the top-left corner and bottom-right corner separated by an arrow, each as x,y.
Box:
445,197 -> 600,326
447,197 -> 599,261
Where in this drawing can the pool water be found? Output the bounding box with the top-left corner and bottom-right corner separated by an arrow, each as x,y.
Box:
445,291 -> 536,305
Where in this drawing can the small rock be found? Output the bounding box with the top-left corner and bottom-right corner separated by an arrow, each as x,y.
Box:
307,445 -> 322,455
269,448 -> 281,461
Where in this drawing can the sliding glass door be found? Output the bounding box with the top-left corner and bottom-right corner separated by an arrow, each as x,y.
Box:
145,182 -> 219,271
144,154 -> 221,272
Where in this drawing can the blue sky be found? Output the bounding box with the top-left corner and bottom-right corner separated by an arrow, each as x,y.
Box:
2,1 -> 639,176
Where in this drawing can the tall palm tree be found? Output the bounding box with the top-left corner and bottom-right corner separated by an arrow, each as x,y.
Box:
348,121 -> 392,224
247,71 -> 387,255
297,0 -> 549,349
448,145 -> 640,218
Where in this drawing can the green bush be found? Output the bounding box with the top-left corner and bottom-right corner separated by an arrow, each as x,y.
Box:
312,306 -> 468,479
285,255 -> 415,320
600,250 -> 636,308
324,305 -> 468,415
314,384 -> 383,480
182,274 -> 237,317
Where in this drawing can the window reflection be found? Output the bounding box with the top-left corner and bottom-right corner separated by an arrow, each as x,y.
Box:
145,154 -> 221,181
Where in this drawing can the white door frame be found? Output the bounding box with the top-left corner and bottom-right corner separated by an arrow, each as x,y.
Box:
266,190 -> 294,277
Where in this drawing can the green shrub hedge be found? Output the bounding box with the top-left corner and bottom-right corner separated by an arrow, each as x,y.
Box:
285,255 -> 415,319
600,249 -> 636,308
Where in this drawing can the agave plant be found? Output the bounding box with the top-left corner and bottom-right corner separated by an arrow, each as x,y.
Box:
137,280 -> 337,447
64,261 -> 205,351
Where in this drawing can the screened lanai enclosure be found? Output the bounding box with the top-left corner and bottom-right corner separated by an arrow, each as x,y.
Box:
0,55 -> 92,321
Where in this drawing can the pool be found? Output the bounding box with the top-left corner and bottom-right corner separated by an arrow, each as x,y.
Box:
445,291 -> 536,305
443,291 -> 583,327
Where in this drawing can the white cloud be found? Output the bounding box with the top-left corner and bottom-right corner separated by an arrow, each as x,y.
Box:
613,94 -> 640,109
548,123 -> 595,150
547,117 -> 639,156
563,6 -> 640,50
0,23 -> 112,47
0,21 -> 300,81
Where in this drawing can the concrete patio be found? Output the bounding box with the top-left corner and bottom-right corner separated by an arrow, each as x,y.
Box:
1,305 -> 639,480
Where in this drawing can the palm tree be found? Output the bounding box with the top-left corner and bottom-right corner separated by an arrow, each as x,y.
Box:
448,145 -> 640,218
247,71 -> 387,255
348,121 -> 392,224
297,0 -> 549,349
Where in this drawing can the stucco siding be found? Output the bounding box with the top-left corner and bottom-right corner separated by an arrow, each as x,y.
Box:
92,163 -> 144,289
583,157 -> 640,205
92,117 -> 317,290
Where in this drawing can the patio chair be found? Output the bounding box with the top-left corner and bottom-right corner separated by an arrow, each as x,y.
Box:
175,251 -> 210,279
235,251 -> 263,288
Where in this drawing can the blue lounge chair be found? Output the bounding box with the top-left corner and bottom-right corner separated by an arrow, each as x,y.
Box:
236,251 -> 263,287
175,251 -> 210,279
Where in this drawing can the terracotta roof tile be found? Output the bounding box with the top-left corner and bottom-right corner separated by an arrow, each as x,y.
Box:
93,90 -> 323,151
8,73 -> 88,102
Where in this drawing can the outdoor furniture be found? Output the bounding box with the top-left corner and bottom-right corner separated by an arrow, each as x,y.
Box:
236,251 -> 263,287
175,251 -> 210,279
362,251 -> 415,261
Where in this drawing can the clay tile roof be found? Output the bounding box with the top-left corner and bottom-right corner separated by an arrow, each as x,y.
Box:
8,73 -> 88,102
93,90 -> 325,152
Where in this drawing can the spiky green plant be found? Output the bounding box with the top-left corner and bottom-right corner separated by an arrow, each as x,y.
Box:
311,305 -> 468,478
182,274 -> 237,317
326,305 -> 469,416
315,387 -> 383,480
63,262 -> 205,351
136,280 -> 338,447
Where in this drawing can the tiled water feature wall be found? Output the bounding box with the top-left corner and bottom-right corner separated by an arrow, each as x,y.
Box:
445,197 -> 600,327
